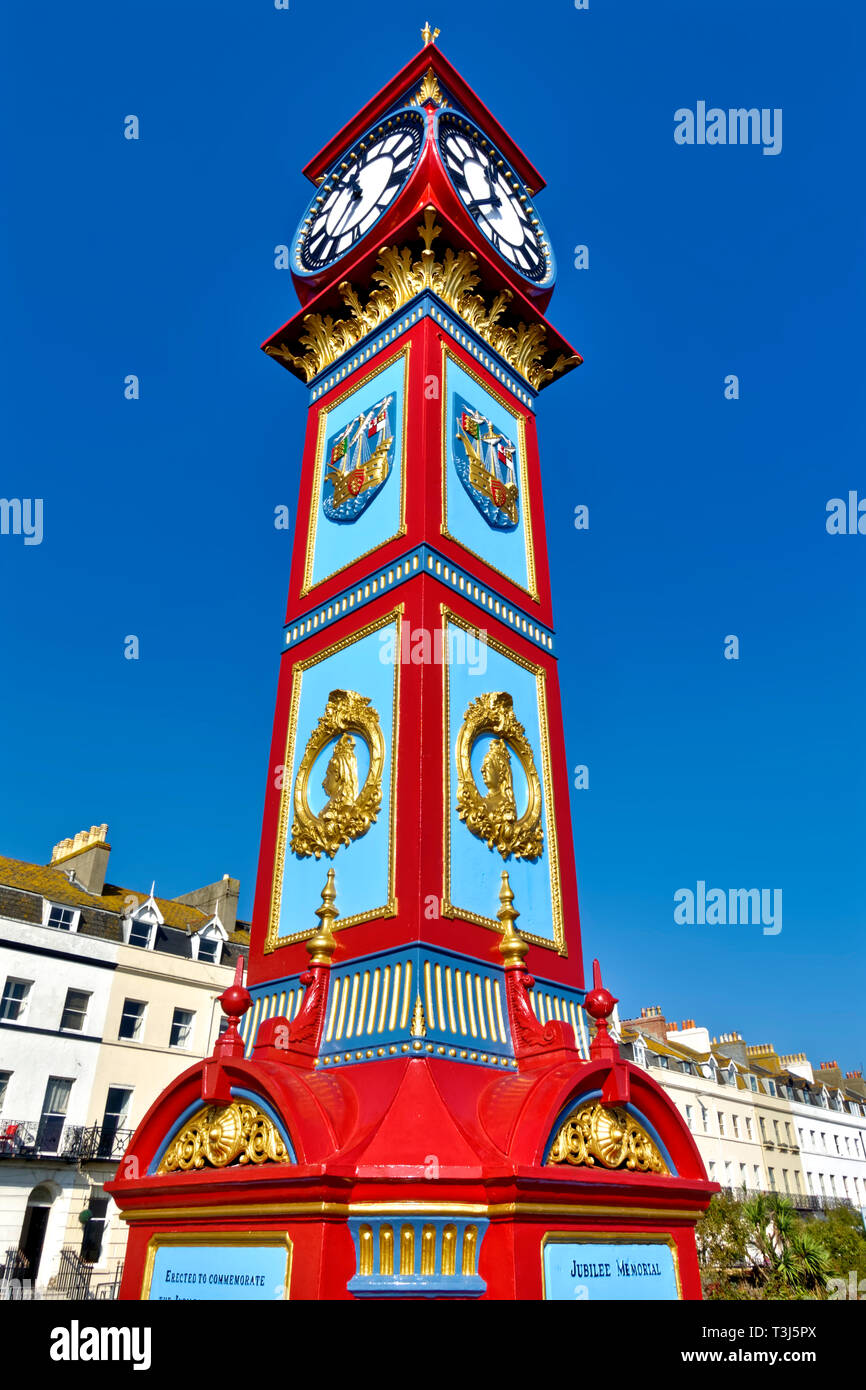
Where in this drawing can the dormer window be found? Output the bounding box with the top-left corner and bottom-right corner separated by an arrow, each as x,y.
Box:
190,917 -> 227,966
42,901 -> 81,933
127,916 -> 153,948
122,895 -> 163,951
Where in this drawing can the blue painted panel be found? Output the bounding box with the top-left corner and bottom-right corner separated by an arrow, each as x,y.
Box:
543,1241 -> 679,1301
444,356 -> 529,590
447,630 -> 558,943
309,354 -> 407,589
147,1244 -> 288,1301
274,622 -> 398,938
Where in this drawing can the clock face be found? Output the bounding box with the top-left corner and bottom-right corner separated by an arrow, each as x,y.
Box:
295,110 -> 425,274
436,113 -> 553,285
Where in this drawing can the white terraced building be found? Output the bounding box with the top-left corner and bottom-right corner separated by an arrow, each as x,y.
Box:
0,824 -> 248,1297
618,1006 -> 866,1217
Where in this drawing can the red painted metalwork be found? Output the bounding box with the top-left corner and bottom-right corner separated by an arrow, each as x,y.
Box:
107,40 -> 716,1302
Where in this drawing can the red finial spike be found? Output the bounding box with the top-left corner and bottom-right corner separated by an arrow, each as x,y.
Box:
585,958 -> 618,1022
212,952 -> 251,1059
585,957 -> 620,1063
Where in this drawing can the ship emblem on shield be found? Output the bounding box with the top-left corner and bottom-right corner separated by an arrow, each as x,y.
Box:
323,394 -> 395,524
454,396 -> 519,531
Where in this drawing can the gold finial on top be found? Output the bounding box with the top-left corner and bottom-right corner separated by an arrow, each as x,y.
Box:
410,994 -> 427,1037
307,868 -> 338,965
497,871 -> 529,967
421,21 -> 440,46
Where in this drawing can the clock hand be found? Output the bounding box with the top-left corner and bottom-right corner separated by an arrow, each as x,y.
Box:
469,196 -> 501,215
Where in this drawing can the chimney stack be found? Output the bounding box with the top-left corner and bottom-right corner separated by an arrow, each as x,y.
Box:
49,824 -> 110,895
174,874 -> 240,933
620,1005 -> 668,1041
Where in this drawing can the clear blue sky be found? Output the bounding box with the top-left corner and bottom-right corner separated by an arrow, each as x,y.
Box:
1,2 -> 863,1069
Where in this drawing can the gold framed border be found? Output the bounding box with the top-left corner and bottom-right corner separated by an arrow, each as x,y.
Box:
125,1199 -> 701,1224
265,605 -> 403,952
540,1230 -> 683,1301
440,605 -> 565,954
439,341 -> 539,604
140,1229 -> 293,1301
301,344 -> 411,598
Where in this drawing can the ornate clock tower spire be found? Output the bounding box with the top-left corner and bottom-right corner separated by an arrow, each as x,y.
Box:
109,36 -> 715,1303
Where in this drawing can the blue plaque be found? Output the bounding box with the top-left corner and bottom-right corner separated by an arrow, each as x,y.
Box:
542,1240 -> 679,1301
145,1241 -> 290,1300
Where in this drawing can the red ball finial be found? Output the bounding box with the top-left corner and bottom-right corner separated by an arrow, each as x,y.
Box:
584,957 -> 618,1021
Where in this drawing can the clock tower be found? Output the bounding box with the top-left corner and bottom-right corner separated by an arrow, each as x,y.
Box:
109,30 -> 716,1302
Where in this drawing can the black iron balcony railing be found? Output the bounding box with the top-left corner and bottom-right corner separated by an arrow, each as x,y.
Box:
720,1184 -> 855,1213
0,1119 -> 133,1162
64,1123 -> 134,1161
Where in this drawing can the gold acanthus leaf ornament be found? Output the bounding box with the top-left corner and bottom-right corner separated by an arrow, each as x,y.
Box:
547,1101 -> 668,1174
455,691 -> 543,861
158,1101 -> 290,1172
291,689 -> 385,860
265,209 -> 580,391
410,66 -> 445,107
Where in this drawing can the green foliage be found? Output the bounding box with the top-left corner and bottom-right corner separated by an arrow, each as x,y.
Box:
696,1190 -> 865,1301
812,1204 -> 866,1286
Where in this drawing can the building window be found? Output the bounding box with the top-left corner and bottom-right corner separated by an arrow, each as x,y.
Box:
46,904 -> 79,931
0,978 -> 32,1022
782,1169 -> 790,1192
700,1105 -> 708,1132
740,1163 -> 747,1185
685,1105 -> 694,1130
732,1114 -> 740,1138
821,1132 -> 827,1151
80,1193 -> 109,1264
60,989 -> 91,1032
753,1165 -> 760,1185
768,1168 -> 776,1190
118,999 -> 146,1041
748,1075 -> 758,1092
0,1071 -> 10,1111
834,1136 -> 841,1155
99,1087 -> 133,1157
759,1117 -> 767,1140
745,1117 -> 753,1140
39,1076 -> 73,1154
794,1170 -> 802,1192
773,1120 -> 781,1144
169,1008 -> 194,1050
708,1160 -> 716,1179
127,916 -> 154,949
717,1111 -> 726,1137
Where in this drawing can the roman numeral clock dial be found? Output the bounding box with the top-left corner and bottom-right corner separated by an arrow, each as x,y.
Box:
436,112 -> 554,288
295,110 -> 425,275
